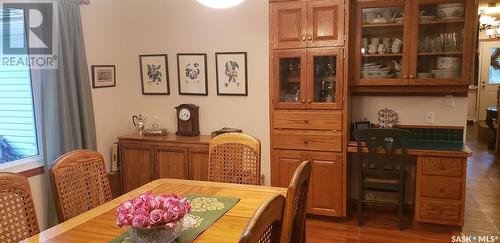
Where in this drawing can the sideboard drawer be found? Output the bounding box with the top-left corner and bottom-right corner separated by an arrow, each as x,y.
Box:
274,111 -> 342,131
421,157 -> 464,177
419,199 -> 462,225
420,175 -> 463,200
273,130 -> 342,152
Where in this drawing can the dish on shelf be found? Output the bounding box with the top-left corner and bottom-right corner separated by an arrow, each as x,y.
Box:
437,56 -> 461,71
437,3 -> 465,20
394,17 -> 404,23
363,66 -> 391,71
362,70 -> 391,78
419,16 -> 436,22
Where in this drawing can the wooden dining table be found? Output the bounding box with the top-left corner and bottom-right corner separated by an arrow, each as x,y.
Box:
25,179 -> 287,243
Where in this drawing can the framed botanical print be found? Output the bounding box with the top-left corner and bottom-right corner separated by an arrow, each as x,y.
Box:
91,65 -> 116,88
215,52 -> 247,96
177,53 -> 208,95
139,54 -> 170,95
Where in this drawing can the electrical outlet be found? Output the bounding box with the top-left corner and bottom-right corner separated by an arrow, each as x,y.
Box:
424,111 -> 435,124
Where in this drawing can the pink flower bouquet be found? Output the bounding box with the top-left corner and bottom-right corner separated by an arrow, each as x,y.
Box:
116,192 -> 191,229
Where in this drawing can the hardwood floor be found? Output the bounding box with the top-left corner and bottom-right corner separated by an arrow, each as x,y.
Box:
306,124 -> 500,242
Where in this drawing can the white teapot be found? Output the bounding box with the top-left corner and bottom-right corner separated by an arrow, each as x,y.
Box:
391,38 -> 403,53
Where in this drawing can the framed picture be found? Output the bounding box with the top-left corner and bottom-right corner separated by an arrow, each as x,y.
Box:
177,53 -> 208,95
215,52 -> 247,96
139,54 -> 170,95
91,65 -> 116,88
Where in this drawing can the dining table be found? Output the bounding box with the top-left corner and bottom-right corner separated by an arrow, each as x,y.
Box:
24,179 -> 287,243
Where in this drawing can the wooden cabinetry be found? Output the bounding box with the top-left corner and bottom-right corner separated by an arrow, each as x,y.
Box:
273,149 -> 344,216
270,0 -> 349,218
271,0 -> 345,49
415,156 -> 467,226
119,134 -> 211,193
350,0 -> 478,95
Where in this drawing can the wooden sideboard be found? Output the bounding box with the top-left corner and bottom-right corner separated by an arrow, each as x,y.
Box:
118,134 -> 211,193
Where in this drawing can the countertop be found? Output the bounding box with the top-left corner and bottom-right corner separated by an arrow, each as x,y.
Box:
347,139 -> 472,157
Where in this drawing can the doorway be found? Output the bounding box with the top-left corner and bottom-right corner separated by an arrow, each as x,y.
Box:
477,41 -> 500,121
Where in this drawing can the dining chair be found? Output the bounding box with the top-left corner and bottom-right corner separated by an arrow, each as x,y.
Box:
208,132 -> 261,185
353,128 -> 412,230
280,160 -> 311,243
239,194 -> 285,243
50,149 -> 112,222
0,172 -> 39,243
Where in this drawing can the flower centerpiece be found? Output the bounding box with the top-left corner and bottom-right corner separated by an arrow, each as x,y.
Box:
116,192 -> 191,243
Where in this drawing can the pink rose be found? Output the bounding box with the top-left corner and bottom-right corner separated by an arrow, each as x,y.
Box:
132,215 -> 150,228
149,209 -> 163,225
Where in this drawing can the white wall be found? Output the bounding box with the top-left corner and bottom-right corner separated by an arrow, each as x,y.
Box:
351,96 -> 468,126
81,0 -> 270,182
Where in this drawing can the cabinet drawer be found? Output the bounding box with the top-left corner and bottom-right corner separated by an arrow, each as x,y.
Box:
419,199 -> 462,225
273,130 -> 341,152
420,175 -> 463,200
274,111 -> 342,131
421,157 -> 464,177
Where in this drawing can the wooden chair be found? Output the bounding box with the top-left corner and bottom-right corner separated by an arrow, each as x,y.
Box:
208,133 -> 261,185
353,128 -> 411,230
239,194 -> 285,243
0,173 -> 39,242
280,161 -> 311,243
50,149 -> 112,222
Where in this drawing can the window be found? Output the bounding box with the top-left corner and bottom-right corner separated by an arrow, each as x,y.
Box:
489,48 -> 500,84
0,7 -> 40,166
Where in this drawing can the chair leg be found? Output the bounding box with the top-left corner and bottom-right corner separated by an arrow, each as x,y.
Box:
399,184 -> 405,230
358,186 -> 363,226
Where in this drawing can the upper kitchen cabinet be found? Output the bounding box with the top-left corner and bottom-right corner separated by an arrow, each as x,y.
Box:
271,0 -> 345,49
351,0 -> 477,95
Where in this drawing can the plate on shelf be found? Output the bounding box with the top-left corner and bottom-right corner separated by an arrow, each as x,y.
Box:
437,16 -> 465,20
419,16 -> 436,22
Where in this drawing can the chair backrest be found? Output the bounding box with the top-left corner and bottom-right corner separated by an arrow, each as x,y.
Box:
208,133 -> 261,185
353,128 -> 411,177
280,161 -> 311,243
239,194 -> 285,243
50,149 -> 112,222
0,172 -> 39,242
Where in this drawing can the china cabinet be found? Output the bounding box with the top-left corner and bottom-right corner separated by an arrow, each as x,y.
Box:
270,0 -> 345,49
269,0 -> 349,218
350,0 -> 477,95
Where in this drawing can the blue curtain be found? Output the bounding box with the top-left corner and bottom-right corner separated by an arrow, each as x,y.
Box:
36,0 -> 97,226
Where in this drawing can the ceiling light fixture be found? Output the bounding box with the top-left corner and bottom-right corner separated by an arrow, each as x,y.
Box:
197,0 -> 245,9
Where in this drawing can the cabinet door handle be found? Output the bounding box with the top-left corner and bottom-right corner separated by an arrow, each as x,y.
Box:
409,74 -> 415,79
307,99 -> 312,103
307,36 -> 312,41
403,74 -> 408,79
304,141 -> 309,145
301,99 -> 306,103
304,119 -> 309,124
302,36 -> 307,41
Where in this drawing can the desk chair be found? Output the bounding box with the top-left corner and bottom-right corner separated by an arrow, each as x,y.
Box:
353,128 -> 411,230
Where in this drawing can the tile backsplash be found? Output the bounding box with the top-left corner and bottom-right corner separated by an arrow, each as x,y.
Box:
404,127 -> 464,142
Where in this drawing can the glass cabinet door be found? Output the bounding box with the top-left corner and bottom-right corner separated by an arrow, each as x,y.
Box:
307,49 -> 343,109
411,0 -> 467,84
273,50 -> 307,109
354,2 -> 410,85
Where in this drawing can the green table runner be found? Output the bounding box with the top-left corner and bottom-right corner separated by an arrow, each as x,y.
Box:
110,195 -> 240,243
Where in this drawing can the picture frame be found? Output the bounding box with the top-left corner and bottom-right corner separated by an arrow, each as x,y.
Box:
139,54 -> 170,95
177,53 -> 208,95
91,65 -> 116,88
215,52 -> 248,96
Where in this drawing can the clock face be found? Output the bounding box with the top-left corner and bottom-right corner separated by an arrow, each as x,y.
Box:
178,108 -> 191,121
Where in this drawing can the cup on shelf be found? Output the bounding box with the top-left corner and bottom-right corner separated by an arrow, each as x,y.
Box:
371,37 -> 381,45
377,44 -> 387,54
368,43 -> 378,54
